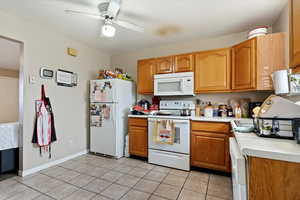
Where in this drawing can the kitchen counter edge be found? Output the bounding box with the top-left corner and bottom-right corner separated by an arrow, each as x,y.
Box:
128,115 -> 247,122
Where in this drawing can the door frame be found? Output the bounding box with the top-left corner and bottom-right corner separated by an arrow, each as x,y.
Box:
0,35 -> 24,174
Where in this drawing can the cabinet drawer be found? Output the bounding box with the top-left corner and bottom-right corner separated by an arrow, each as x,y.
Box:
128,118 -> 147,127
191,121 -> 229,133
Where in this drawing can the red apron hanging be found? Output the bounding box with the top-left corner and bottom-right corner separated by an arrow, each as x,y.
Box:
32,85 -> 57,158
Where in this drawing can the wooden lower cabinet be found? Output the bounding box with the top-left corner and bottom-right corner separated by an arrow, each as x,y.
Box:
128,118 -> 148,158
248,157 -> 300,200
191,121 -> 231,172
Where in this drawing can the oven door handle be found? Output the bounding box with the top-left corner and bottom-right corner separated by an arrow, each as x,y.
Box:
154,151 -> 186,159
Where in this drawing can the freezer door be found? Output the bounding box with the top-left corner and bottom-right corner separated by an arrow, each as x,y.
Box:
90,103 -> 116,157
90,80 -> 116,103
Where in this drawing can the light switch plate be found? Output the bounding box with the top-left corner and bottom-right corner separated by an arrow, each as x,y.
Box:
29,75 -> 36,84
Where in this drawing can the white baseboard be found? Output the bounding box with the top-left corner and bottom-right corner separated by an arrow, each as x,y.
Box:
18,149 -> 89,177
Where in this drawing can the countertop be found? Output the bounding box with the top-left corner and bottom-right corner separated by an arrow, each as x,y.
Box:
232,120 -> 300,163
128,114 -> 300,163
128,114 -> 247,122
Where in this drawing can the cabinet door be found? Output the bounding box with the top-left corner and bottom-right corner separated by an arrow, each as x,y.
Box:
174,54 -> 194,73
194,49 -> 231,93
291,0 -> 300,69
129,126 -> 148,158
232,39 -> 256,90
191,131 -> 230,172
156,56 -> 174,74
137,59 -> 156,94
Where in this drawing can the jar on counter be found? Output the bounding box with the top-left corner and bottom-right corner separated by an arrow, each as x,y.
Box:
204,102 -> 213,118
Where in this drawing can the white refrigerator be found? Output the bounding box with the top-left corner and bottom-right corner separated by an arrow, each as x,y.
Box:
90,79 -> 135,158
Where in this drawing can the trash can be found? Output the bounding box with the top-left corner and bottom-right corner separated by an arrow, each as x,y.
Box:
0,148 -> 18,174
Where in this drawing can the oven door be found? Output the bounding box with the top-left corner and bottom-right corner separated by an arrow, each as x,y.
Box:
148,118 -> 190,154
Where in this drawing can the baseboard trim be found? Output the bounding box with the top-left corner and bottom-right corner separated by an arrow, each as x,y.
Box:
18,149 -> 89,177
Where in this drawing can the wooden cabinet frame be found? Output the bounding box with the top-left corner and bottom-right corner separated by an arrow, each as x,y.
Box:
137,59 -> 156,94
290,0 -> 300,69
194,48 -> 231,93
248,157 -> 300,200
191,121 -> 231,172
128,118 -> 148,158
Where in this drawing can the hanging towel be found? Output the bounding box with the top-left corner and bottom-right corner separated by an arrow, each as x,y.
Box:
153,120 -> 175,145
32,85 -> 57,158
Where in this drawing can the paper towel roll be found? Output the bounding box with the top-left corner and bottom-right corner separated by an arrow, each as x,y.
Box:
272,70 -> 289,94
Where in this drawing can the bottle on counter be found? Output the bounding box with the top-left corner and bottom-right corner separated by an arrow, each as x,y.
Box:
213,103 -> 219,117
204,102 -> 214,118
235,104 -> 242,118
195,99 -> 201,117
227,106 -> 233,117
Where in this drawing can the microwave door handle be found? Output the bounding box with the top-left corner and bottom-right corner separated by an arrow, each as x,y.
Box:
180,79 -> 184,92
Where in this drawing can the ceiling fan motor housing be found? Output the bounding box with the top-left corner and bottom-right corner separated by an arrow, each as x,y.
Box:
98,2 -> 110,17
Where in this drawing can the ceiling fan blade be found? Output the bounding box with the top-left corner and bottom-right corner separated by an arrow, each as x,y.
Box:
114,19 -> 144,32
107,0 -> 121,18
65,10 -> 104,20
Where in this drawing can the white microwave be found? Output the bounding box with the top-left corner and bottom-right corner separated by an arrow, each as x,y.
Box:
154,72 -> 194,96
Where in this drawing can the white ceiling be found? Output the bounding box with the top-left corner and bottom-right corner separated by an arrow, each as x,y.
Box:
0,0 -> 287,55
0,38 -> 21,70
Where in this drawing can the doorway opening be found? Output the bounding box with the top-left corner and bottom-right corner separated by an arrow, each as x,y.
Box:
0,35 -> 24,180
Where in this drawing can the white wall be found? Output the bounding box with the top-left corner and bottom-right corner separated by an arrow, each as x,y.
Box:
0,10 -> 111,171
111,31 -> 248,81
111,31 -> 271,104
0,76 -> 19,123
273,3 -> 290,67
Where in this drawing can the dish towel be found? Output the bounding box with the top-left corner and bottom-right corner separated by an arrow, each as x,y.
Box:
153,120 -> 175,144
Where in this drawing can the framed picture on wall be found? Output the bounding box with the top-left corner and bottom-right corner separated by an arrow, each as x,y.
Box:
56,69 -> 77,87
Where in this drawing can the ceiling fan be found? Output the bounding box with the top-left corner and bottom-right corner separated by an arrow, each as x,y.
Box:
64,0 -> 144,37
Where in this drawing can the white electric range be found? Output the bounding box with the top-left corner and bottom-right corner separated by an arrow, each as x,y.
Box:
148,100 -> 195,171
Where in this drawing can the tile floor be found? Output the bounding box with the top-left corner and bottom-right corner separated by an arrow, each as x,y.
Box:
0,154 -> 233,200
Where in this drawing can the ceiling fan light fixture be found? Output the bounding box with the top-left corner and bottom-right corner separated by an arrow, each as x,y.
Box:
102,22 -> 116,37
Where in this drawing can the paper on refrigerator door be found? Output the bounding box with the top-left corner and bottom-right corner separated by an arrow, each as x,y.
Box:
94,90 -> 104,102
90,104 -> 103,127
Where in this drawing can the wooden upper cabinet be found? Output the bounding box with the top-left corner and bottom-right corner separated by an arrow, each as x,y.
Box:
194,48 -> 231,93
290,0 -> 300,70
232,39 -> 256,91
137,59 -> 156,94
156,56 -> 174,74
232,33 -> 285,91
174,54 -> 194,73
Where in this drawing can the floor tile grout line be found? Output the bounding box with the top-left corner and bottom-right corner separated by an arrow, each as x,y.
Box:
27,163 -> 181,200
13,180 -> 56,200
50,159 -> 156,199
174,172 -> 189,200
205,174 -> 211,199
115,164 -> 162,200
10,155 -> 224,200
